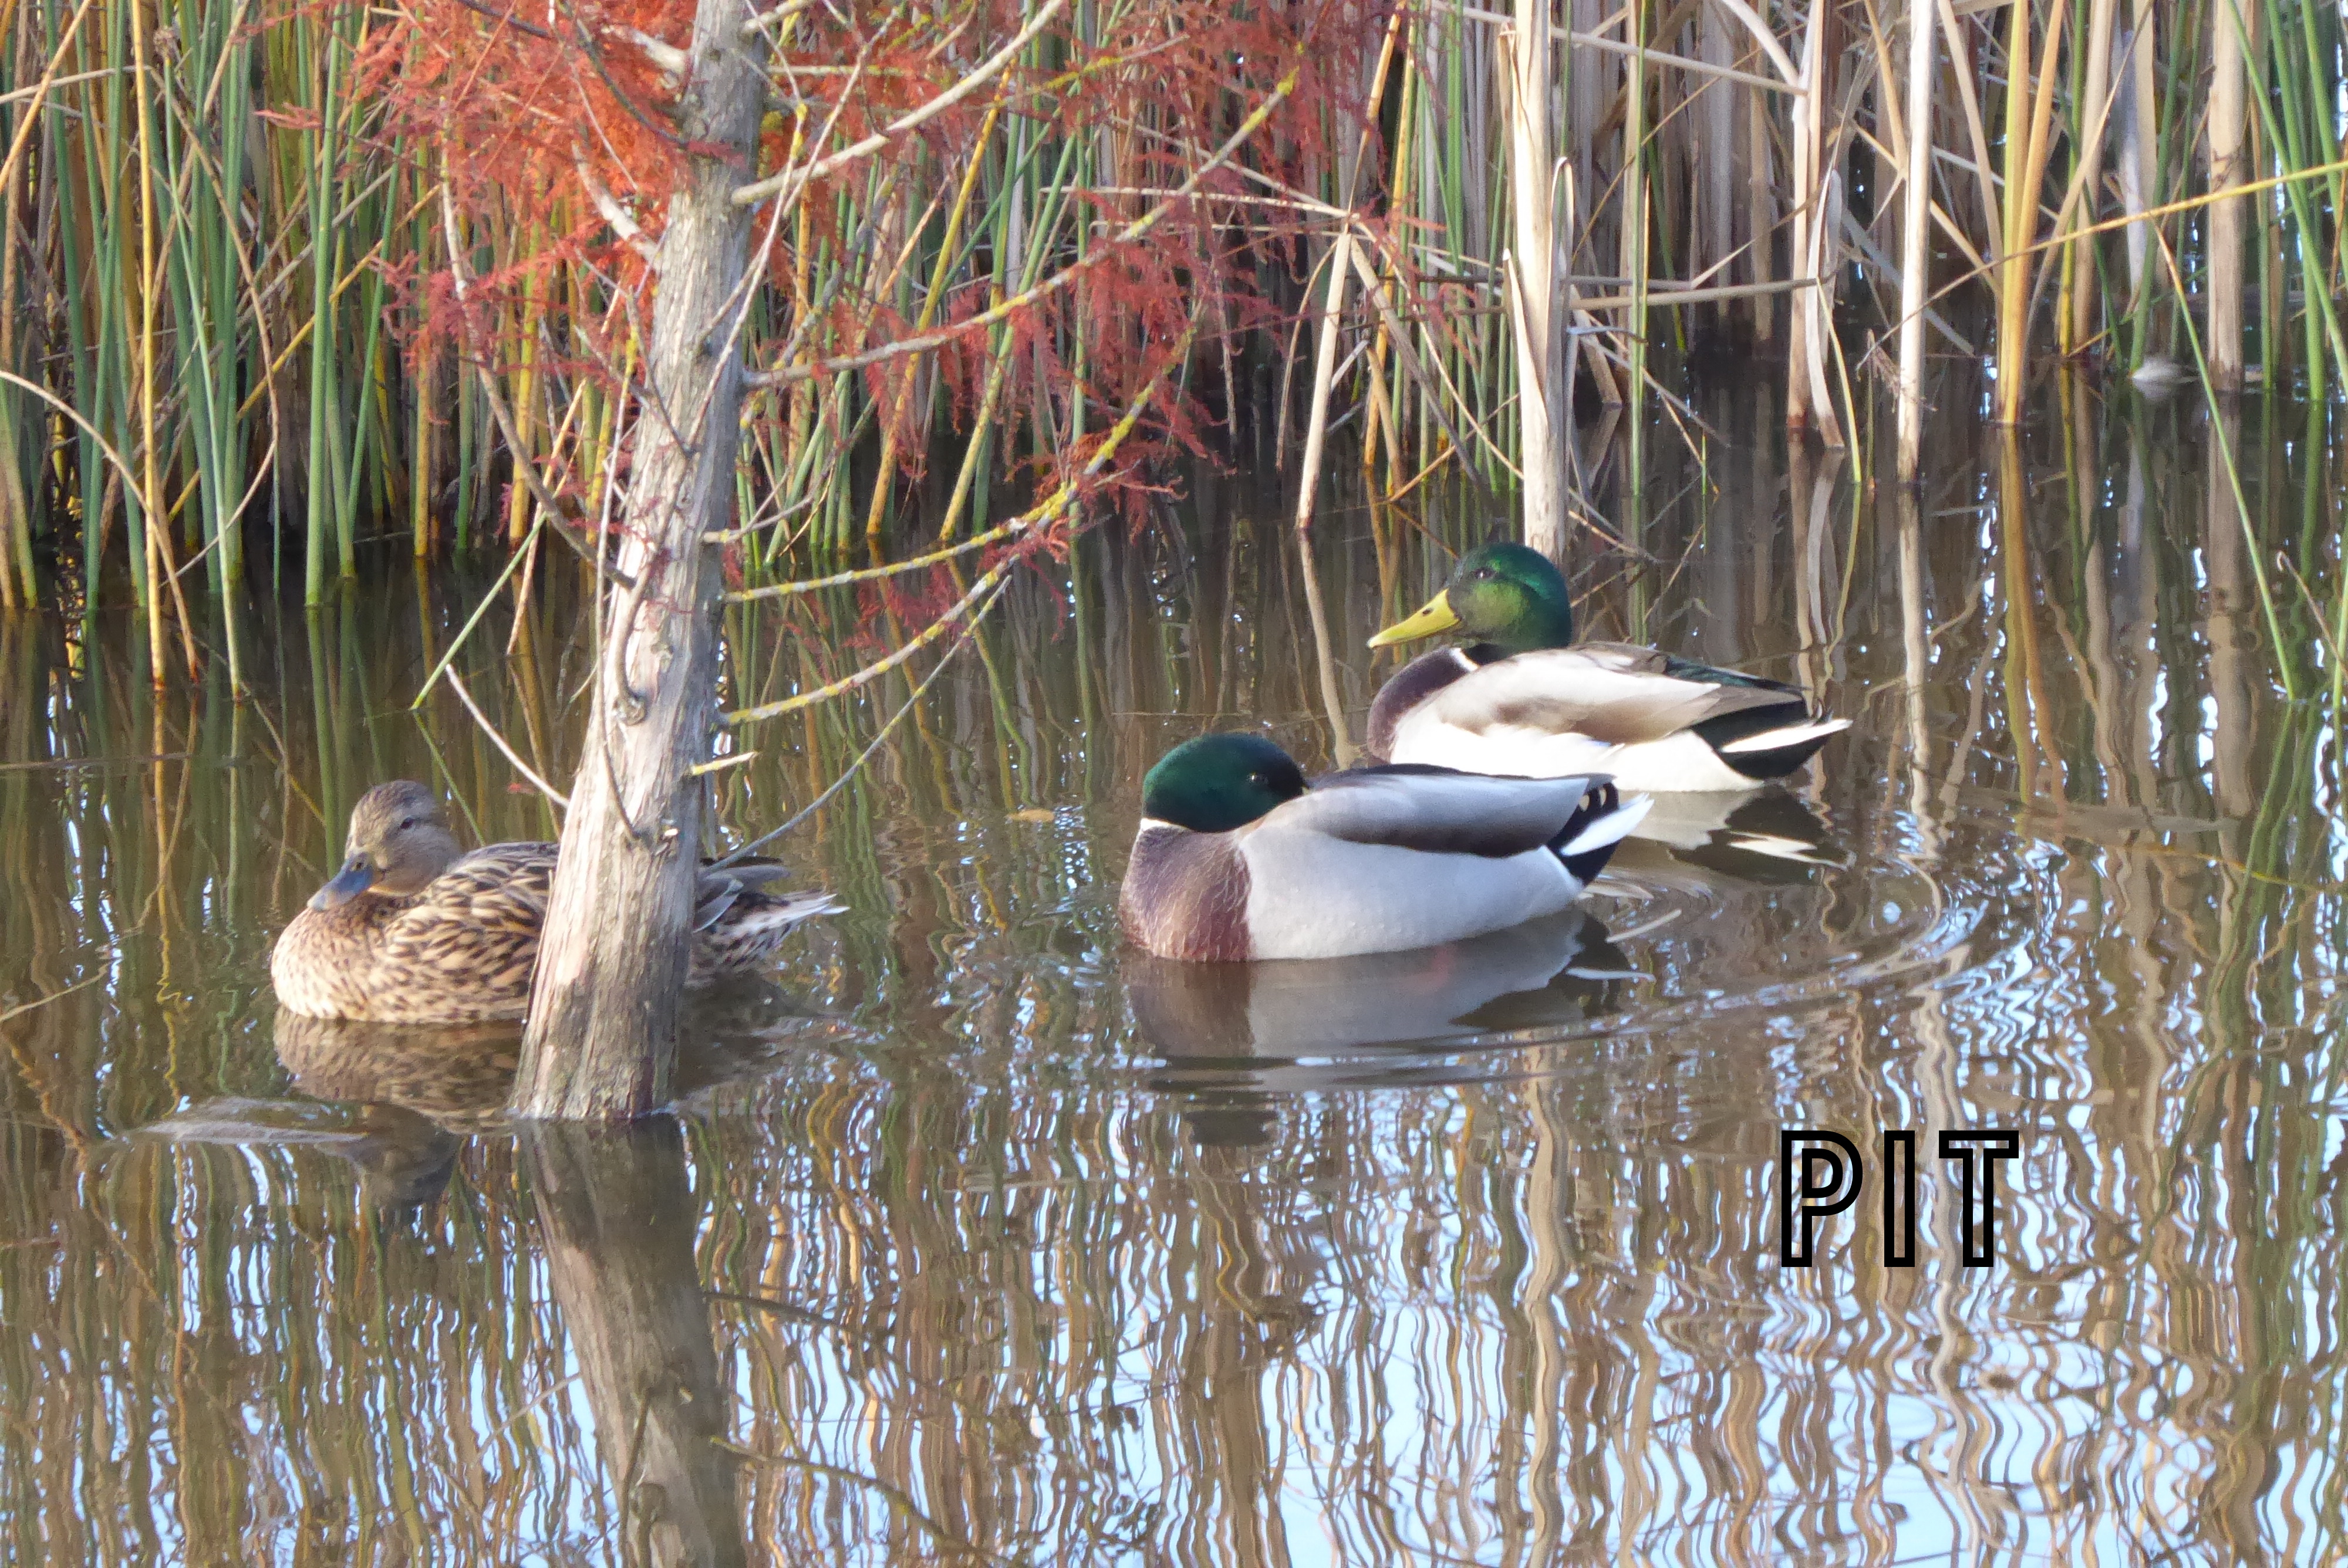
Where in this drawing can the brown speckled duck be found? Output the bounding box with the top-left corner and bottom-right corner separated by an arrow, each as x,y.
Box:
269,780 -> 841,1024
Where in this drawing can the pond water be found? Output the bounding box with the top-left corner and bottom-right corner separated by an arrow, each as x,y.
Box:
5,371 -> 2347,1564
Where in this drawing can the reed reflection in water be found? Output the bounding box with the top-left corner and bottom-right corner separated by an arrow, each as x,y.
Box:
5,376 -> 2348,1562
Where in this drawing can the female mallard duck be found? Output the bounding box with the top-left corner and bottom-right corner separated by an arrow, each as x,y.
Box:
1366,541 -> 1848,791
1119,733 -> 1648,962
270,780 -> 839,1025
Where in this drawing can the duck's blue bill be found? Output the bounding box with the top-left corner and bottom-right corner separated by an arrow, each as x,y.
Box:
310,859 -> 375,911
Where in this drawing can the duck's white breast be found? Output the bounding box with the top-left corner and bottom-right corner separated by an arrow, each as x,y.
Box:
1236,826 -> 1584,961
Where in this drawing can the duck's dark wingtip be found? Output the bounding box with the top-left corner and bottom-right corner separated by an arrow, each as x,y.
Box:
1703,716 -> 1851,781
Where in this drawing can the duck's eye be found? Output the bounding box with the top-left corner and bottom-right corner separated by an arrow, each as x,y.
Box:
1474,567 -> 1495,581
397,816 -> 416,831
1248,771 -> 1267,787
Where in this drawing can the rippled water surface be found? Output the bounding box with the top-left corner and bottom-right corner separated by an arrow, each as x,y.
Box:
7,381 -> 2348,1564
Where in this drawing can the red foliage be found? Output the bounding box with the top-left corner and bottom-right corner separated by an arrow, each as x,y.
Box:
377,0 -> 1388,546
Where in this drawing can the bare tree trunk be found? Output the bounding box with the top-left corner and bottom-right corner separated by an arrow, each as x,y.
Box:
1743,35 -> 1775,343
1896,0 -> 1936,482
1508,0 -> 1568,557
511,0 -> 765,1120
2207,0 -> 2246,390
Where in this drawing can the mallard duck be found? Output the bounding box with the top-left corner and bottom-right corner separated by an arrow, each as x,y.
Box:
269,780 -> 840,1025
1118,733 -> 1648,962
1366,541 -> 1849,791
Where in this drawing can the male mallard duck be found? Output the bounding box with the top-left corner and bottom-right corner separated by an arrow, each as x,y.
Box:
1118,733 -> 1648,962
269,780 -> 839,1025
1366,541 -> 1848,791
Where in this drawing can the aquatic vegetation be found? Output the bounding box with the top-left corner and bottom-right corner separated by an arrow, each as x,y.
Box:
0,0 -> 2341,704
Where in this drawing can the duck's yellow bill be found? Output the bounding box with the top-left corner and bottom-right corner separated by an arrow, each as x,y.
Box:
1367,590 -> 1459,649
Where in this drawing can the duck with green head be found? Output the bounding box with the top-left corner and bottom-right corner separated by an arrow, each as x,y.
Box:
1119,732 -> 1648,962
1365,541 -> 1847,792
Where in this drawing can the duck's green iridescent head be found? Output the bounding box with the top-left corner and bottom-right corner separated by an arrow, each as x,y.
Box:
1367,540 -> 1576,655
1142,734 -> 1307,833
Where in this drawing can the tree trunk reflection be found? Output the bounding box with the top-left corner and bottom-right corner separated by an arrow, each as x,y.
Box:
524,1120 -> 745,1568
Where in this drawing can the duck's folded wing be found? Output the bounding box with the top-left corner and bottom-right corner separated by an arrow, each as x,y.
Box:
402,844 -> 795,940
1273,768 -> 1615,857
691,860 -> 791,932
422,843 -> 558,924
1651,650 -> 1809,697
1429,646 -> 1804,743
377,844 -> 556,985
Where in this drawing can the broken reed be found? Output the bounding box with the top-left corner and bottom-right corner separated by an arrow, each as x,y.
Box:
0,0 -> 2342,682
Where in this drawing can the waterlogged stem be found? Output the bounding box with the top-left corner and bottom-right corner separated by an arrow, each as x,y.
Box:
2149,227 -> 2295,701
1896,0 -> 1935,481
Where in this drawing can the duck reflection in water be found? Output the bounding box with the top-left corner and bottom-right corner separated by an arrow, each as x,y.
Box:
144,1017 -> 775,1567
136,988 -> 846,1221
133,1014 -> 541,1216
1125,908 -> 1637,1111
272,982 -> 844,1121
126,1094 -> 470,1215
1612,785 -> 1843,886
274,1009 -> 525,1124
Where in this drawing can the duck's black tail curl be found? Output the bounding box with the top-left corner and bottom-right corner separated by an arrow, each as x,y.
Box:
1548,780 -> 1650,885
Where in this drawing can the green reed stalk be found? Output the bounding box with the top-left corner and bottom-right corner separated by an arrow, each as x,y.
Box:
2241,0 -> 2348,391
156,0 -> 254,688
300,0 -> 343,603
65,0 -> 148,619
336,142 -> 394,552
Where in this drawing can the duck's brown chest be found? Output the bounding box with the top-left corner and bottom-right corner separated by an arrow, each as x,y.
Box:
1119,828 -> 1253,962
269,898 -> 407,1020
